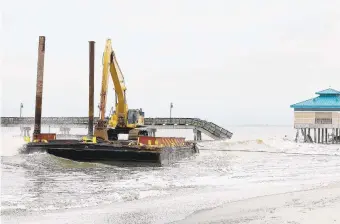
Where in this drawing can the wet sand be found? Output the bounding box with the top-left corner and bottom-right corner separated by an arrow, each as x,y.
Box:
177,182 -> 340,224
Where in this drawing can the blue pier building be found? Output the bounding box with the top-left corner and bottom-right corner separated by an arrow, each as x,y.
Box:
290,88 -> 340,143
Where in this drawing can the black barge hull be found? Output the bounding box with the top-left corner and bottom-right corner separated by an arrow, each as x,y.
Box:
23,140 -> 198,166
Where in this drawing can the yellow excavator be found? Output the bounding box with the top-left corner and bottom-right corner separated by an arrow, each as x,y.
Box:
94,39 -> 148,141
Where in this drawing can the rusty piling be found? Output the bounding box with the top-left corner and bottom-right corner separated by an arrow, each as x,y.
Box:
33,36 -> 46,140
88,41 -> 95,136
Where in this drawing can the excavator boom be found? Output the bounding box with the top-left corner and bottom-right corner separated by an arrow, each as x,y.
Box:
98,41 -> 111,120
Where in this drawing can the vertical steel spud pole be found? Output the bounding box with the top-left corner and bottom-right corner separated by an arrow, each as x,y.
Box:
33,36 -> 46,140
88,41 -> 95,136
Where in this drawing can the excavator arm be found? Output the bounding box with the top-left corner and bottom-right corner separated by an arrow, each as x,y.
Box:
108,45 -> 128,128
98,40 -> 111,121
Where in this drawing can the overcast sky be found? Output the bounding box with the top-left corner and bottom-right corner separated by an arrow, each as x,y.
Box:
1,0 -> 340,126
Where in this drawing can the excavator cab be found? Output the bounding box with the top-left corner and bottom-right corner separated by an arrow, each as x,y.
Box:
109,108 -> 144,129
138,109 -> 145,125
105,108 -> 147,141
127,108 -> 145,127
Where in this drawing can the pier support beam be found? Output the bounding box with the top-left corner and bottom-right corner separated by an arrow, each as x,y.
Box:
147,128 -> 156,137
60,127 -> 71,135
295,129 -> 299,142
22,127 -> 31,137
33,36 -> 46,140
197,130 -> 202,141
193,128 -> 202,141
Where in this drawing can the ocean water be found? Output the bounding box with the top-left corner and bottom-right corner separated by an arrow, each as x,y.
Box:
1,126 -> 340,224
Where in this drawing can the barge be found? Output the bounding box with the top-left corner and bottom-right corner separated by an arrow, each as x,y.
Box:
23,136 -> 198,166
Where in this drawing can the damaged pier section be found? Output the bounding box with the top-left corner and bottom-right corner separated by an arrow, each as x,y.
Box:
290,88 -> 340,144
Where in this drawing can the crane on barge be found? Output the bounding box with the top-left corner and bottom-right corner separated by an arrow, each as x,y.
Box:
94,39 -> 148,141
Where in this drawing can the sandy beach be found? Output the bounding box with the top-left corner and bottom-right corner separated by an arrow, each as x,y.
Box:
177,182 -> 340,224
